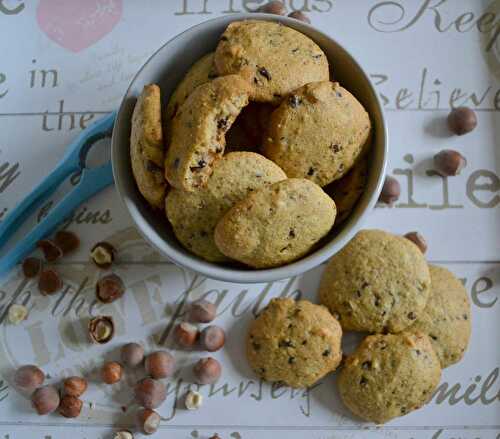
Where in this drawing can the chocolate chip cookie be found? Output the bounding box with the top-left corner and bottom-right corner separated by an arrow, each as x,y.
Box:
130,84 -> 167,209
410,265 -> 471,368
319,229 -> 431,333
214,20 -> 329,104
263,81 -> 371,186
338,332 -> 441,424
165,75 -> 251,191
214,178 -> 336,268
247,297 -> 342,388
166,152 -> 286,262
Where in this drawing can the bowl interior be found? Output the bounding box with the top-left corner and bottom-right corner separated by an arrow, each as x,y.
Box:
111,13 -> 387,283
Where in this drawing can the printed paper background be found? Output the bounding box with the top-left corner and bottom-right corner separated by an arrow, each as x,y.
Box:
0,1 -> 499,438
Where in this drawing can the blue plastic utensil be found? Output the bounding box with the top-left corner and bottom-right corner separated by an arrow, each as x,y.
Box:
0,111 -> 116,276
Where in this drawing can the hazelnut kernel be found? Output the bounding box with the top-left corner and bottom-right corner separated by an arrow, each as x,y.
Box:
31,385 -> 60,415
144,351 -> 175,379
121,342 -> 145,368
63,376 -> 88,397
433,149 -> 467,177
88,315 -> 114,344
137,408 -> 161,435
101,361 -> 123,384
404,231 -> 427,254
199,325 -> 226,352
189,300 -> 217,323
193,357 -> 222,385
134,378 -> 167,409
173,322 -> 199,347
95,274 -> 125,303
184,390 -> 203,410
90,241 -> 116,268
14,365 -> 45,393
58,395 -> 83,418
8,304 -> 28,324
113,431 -> 134,439
379,176 -> 400,205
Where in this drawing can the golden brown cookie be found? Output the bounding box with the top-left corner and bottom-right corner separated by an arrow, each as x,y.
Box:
164,75 -> 251,191
338,332 -> 442,424
214,20 -> 329,104
263,81 -> 371,186
410,265 -> 471,368
214,178 -> 336,268
319,229 -> 431,333
130,84 -> 167,209
247,297 -> 342,388
165,152 -> 286,262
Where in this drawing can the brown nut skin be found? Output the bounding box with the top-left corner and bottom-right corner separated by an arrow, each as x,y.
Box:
31,385 -> 60,415
22,257 -> 42,278
38,269 -> 63,295
90,241 -> 116,269
101,361 -> 123,384
14,365 -> 45,393
145,351 -> 175,379
88,315 -> 115,344
173,322 -> 199,347
404,231 -> 428,254
447,106 -> 477,135
58,395 -> 83,418
134,378 -> 167,409
257,0 -> 286,14
63,376 -> 88,397
121,342 -> 145,368
189,300 -> 217,323
37,239 -> 63,262
433,149 -> 467,177
193,357 -> 222,385
199,325 -> 226,352
137,408 -> 161,435
54,230 -> 80,255
379,175 -> 400,205
96,274 -> 125,303
288,10 -> 311,23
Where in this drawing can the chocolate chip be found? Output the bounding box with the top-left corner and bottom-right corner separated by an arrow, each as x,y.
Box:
291,48 -> 299,53
279,339 -> 294,348
379,176 -> 400,205
252,342 -> 261,351
312,54 -> 322,59
322,349 -> 331,357
302,340 -> 307,345
447,107 -> 477,136
331,144 -> 341,153
463,314 -> 468,320
415,349 -> 421,356
220,36 -> 228,42
289,229 -> 295,238
336,91 -> 342,97
430,334 -> 438,341
259,367 -> 266,374
54,231 -> 80,255
273,93 -> 282,98
288,95 -> 301,108
37,239 -> 63,262
374,295 -> 381,307
22,257 -> 42,278
307,167 -> 315,176
145,160 -> 162,173
288,357 -> 296,364
361,361 -> 372,370
356,290 -> 362,298
190,159 -> 207,172
359,376 -> 368,386
208,71 -> 218,79
173,158 -> 180,168
217,117 -> 228,130
361,282 -> 370,289
96,274 -> 125,304
433,149 -> 466,177
407,311 -> 416,320
38,269 -> 62,295
288,10 -> 311,23
257,66 -> 271,81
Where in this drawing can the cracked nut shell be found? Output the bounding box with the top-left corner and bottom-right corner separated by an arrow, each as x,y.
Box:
173,322 -> 199,347
54,230 -> 80,254
37,239 -> 63,262
58,395 -> 83,418
88,315 -> 115,344
22,257 -> 42,278
189,300 -> 217,323
101,361 -> 123,384
90,241 -> 116,268
63,376 -> 88,397
96,274 -> 125,303
137,408 -> 161,435
38,269 -> 63,295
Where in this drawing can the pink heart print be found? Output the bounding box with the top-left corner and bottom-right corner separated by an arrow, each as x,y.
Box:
37,0 -> 123,52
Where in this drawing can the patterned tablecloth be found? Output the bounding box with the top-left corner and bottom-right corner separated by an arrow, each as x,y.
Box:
0,1 -> 499,438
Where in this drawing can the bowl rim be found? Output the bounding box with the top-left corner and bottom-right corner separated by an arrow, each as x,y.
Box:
111,12 -> 388,284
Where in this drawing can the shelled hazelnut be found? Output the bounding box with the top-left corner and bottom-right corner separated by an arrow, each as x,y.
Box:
137,408 -> 161,435
63,376 -> 87,397
90,242 -> 116,269
144,351 -> 175,379
58,395 -> 83,418
14,365 -> 45,393
173,322 -> 199,347
199,325 -> 226,352
101,361 -> 123,384
134,378 -> 167,409
121,342 -> 145,368
31,385 -> 60,415
88,316 -> 115,344
95,274 -> 125,303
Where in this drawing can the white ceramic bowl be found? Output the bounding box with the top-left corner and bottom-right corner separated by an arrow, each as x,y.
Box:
111,13 -> 388,283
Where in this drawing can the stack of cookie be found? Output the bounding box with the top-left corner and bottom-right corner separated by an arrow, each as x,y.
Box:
245,229 -> 472,424
130,20 -> 371,269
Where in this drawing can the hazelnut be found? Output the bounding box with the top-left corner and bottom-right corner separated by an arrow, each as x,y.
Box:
101,361 -> 123,384
257,0 -> 286,15
95,274 -> 125,303
193,357 -> 222,385
447,106 -> 477,135
404,231 -> 427,254
199,325 -> 225,352
134,378 -> 167,409
31,385 -> 60,415
144,351 -> 175,379
433,149 -> 466,177
189,300 -> 217,323
137,408 -> 161,435
8,304 -> 28,324
22,257 -> 41,278
54,230 -> 80,255
378,176 -> 400,205
121,342 -> 145,368
14,365 -> 45,393
184,390 -> 203,410
173,322 -> 199,347
63,376 -> 88,397
58,394 -> 83,418
38,268 -> 63,295
288,10 -> 311,23
90,241 -> 116,268
209,435 -> 221,439
37,239 -> 63,262
114,431 -> 134,439
88,315 -> 114,344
